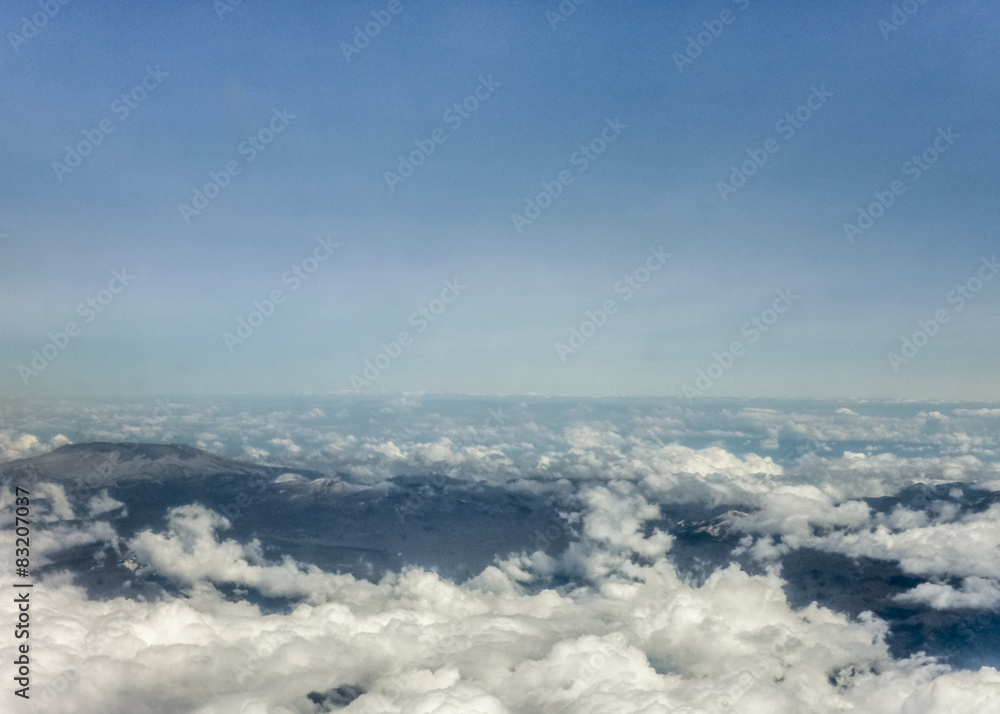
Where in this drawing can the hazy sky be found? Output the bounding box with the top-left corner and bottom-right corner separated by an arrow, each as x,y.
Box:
2,0 -> 997,400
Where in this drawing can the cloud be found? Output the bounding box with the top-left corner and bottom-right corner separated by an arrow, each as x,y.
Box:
400,683 -> 510,714
0,431 -> 72,462
5,397 -> 1000,712
0,534 -> 924,714
737,501 -> 1000,581
896,577 -> 1000,611
89,489 -> 127,517
130,505 -> 367,603
728,485 -> 871,541
0,482 -> 928,713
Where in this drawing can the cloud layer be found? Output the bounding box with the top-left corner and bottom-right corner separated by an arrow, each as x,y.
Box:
4,396 -> 1000,712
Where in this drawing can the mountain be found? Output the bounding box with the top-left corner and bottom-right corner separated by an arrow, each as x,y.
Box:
4,442 -> 572,594
0,442 -> 324,484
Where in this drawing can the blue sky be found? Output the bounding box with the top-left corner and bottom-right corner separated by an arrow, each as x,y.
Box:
1,0 -> 997,400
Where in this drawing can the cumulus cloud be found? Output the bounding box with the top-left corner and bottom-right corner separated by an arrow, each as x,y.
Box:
4,397 -> 1000,712
896,577 -> 1000,611
0,431 -> 72,462
785,451 -> 1000,500
88,489 -> 127,517
728,485 -> 871,544
736,501 -> 1000,581
0,505 -> 944,714
129,504 -> 368,603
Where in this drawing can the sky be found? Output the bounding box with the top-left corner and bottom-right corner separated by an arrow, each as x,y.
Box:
1,0 -> 998,400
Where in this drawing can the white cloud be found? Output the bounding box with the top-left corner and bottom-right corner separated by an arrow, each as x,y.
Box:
792,504 -> 1000,580
896,577 -> 1000,610
5,398 -> 1000,712
88,489 -> 126,517
0,431 -> 73,462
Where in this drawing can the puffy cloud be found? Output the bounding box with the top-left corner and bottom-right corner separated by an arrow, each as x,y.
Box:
4,397 -> 1000,712
728,486 -> 871,542
896,578 -> 1000,611
241,444 -> 271,461
0,528 -> 930,714
268,438 -> 301,458
0,431 -> 72,462
129,505 -> 370,604
768,504 -> 1000,580
400,683 -> 510,714
564,425 -> 625,450
634,443 -> 783,504
786,451 -> 1000,500
0,477 -> 941,714
36,482 -> 76,521
88,490 -> 127,517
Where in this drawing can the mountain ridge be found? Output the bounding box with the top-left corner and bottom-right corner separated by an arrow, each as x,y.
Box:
0,441 -> 325,484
